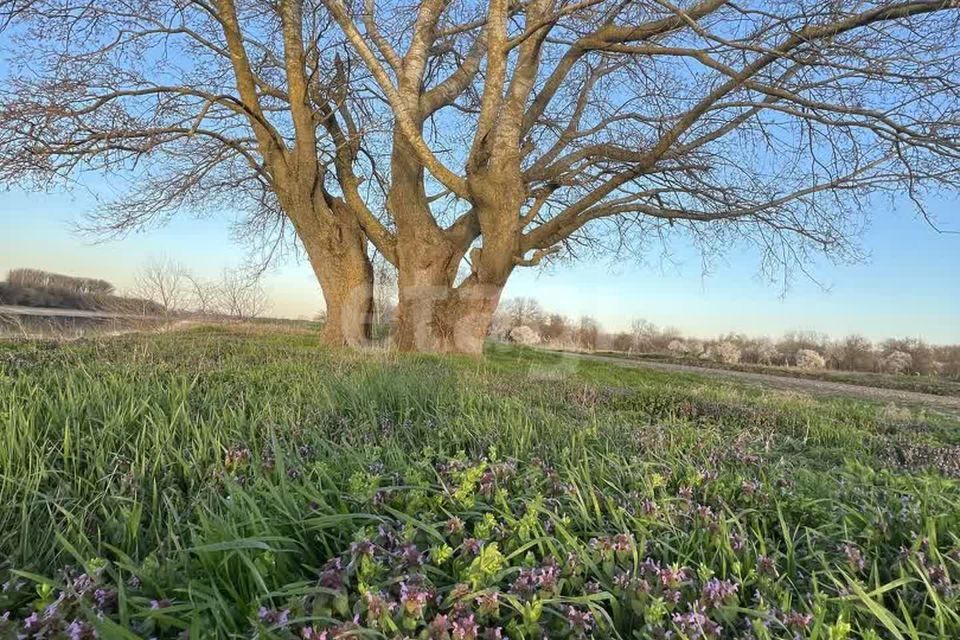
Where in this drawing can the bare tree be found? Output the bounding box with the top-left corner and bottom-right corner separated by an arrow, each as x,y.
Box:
576,316 -> 601,350
3,1 -> 960,353
541,313 -> 571,344
218,269 -> 268,320
184,272 -> 221,316
0,0 -> 382,345
503,297 -> 545,329
630,319 -> 659,353
132,258 -> 188,315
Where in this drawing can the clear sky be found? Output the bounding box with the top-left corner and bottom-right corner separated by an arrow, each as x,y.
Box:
2,183 -> 958,343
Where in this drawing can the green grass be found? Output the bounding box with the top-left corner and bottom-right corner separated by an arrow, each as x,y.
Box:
591,350 -> 960,398
0,327 -> 959,639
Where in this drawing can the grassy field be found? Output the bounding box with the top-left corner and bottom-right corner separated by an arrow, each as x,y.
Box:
1,327 -> 959,639
587,352 -> 960,398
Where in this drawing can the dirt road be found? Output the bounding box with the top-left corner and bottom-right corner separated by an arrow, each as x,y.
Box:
565,351 -> 960,416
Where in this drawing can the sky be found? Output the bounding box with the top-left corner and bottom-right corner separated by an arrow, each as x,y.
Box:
2,182 -> 958,344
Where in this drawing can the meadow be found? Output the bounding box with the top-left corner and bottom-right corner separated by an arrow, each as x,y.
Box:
1,326 -> 959,639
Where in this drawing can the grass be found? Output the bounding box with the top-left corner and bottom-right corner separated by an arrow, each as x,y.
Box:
0,326 -> 958,639
589,351 -> 960,398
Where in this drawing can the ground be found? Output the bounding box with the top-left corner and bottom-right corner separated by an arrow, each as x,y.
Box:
0,326 -> 959,639
566,352 -> 960,417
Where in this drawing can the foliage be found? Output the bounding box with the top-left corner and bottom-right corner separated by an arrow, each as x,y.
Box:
708,342 -> 742,365
508,325 -> 541,346
795,349 -> 827,370
0,328 -> 959,639
881,351 -> 914,376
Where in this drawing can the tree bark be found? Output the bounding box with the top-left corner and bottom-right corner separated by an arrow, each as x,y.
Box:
295,204 -> 375,347
393,270 -> 503,354
392,237 -> 510,355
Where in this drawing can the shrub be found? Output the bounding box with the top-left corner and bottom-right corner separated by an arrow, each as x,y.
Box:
881,350 -> 913,375
667,339 -> 686,353
709,341 -> 741,364
508,325 -> 540,346
795,349 -> 826,369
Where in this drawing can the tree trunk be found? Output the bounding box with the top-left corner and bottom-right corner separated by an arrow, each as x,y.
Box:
392,248 -> 507,354
297,208 -> 375,347
394,281 -> 503,354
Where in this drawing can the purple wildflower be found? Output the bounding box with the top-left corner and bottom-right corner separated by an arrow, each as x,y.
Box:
23,612 -> 41,631
842,544 -> 866,572
756,555 -> 778,578
729,532 -> 746,552
476,591 -> 499,616
364,590 -> 395,620
94,587 -> 117,612
452,614 -> 478,640
566,605 -> 594,635
400,581 -> 430,618
673,603 -> 722,638
701,578 -> 739,609
428,613 -> 450,638
461,538 -> 483,557
782,611 -> 813,631
658,564 -> 688,589
258,607 -> 290,627
400,543 -> 423,568
66,619 -> 95,640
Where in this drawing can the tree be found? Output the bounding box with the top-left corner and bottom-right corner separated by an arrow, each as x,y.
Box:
7,269 -> 114,296
184,273 -> 221,316
630,319 -> 659,353
832,335 -> 877,372
218,269 -> 268,320
541,313 -> 570,344
709,341 -> 742,364
612,332 -> 634,352
502,297 -> 545,330
575,316 -> 600,350
0,0 -> 380,345
880,350 -> 913,375
133,258 -> 189,315
3,1 -> 960,353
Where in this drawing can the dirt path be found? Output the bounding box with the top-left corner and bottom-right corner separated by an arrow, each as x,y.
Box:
565,351 -> 960,416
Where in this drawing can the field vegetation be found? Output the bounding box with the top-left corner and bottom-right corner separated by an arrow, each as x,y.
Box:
1,327 -> 959,639
594,352 -> 960,399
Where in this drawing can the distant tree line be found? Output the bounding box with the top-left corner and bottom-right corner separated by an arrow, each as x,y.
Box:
490,297 -> 960,379
7,269 -> 115,296
1,262 -> 268,321
0,269 -> 164,314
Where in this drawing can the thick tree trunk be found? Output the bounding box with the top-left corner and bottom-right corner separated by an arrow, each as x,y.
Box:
392,247 -> 507,354
394,280 -> 503,354
317,252 -> 374,347
393,258 -> 455,352
297,208 -> 374,347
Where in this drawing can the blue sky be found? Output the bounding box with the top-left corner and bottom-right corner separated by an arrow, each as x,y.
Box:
2,184 -> 958,343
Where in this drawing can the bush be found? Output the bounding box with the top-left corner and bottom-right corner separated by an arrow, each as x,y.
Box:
709,341 -> 741,364
795,349 -> 826,369
508,325 -> 540,346
881,350 -> 913,375
667,339 -> 686,354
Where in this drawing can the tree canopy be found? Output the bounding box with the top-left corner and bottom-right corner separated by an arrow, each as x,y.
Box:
2,0 -> 958,351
